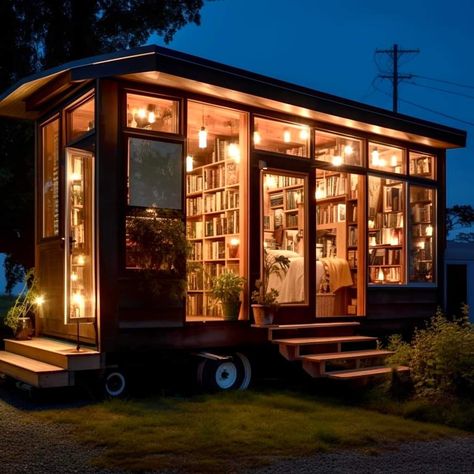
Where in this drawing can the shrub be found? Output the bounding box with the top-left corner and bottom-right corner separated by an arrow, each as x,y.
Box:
387,306 -> 474,400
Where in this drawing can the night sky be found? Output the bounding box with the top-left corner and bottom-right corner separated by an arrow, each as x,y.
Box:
151,0 -> 474,207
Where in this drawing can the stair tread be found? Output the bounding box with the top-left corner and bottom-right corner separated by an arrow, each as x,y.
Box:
0,351 -> 66,373
273,336 -> 377,345
269,322 -> 360,330
327,365 -> 410,379
5,337 -> 99,356
300,349 -> 394,362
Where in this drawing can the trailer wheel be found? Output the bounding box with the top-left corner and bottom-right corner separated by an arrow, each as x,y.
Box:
197,352 -> 252,391
103,370 -> 127,398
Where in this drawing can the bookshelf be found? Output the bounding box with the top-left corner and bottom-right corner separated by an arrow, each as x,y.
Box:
186,137 -> 243,317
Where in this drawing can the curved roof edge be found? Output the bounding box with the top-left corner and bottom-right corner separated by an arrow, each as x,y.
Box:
0,44 -> 466,148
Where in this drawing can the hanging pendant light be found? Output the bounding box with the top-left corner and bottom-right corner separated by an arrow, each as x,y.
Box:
371,148 -> 380,166
198,126 -> 207,148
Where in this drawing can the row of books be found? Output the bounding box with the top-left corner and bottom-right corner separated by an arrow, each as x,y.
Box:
204,210 -> 240,236
316,174 -> 347,198
189,242 -> 203,261
316,203 -> 346,225
369,266 -> 401,283
369,247 -> 401,266
187,270 -> 204,291
409,155 -> 432,176
286,213 -> 299,228
286,189 -> 303,209
205,241 -> 226,260
411,203 -> 432,224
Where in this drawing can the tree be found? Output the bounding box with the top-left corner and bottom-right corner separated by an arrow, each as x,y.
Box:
0,0 -> 207,292
446,204 -> 474,242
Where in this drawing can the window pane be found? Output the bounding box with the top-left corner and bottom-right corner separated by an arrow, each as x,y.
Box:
409,151 -> 435,179
186,101 -> 246,318
368,176 -> 405,284
254,117 -> 309,157
315,131 -> 362,166
128,138 -> 182,209
127,93 -> 179,134
42,119 -> 60,237
410,186 -> 435,283
369,142 -> 405,174
69,97 -> 94,141
262,172 -> 306,304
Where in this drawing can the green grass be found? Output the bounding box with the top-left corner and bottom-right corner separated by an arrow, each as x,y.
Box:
33,389 -> 463,473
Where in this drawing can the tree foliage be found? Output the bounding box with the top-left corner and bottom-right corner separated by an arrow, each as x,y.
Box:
0,0 -> 206,292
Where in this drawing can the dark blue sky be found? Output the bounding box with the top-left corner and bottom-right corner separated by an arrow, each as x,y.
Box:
151,0 -> 474,206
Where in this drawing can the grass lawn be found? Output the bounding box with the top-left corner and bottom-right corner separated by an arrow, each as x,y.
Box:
33,388 -> 464,473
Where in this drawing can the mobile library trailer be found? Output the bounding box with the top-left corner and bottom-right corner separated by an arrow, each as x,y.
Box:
0,46 -> 466,395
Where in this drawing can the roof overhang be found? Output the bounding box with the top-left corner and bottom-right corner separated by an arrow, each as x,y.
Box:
0,45 -> 466,149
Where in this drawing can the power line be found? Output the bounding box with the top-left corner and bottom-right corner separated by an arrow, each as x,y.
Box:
375,44 -> 420,113
413,74 -> 474,90
407,81 -> 474,100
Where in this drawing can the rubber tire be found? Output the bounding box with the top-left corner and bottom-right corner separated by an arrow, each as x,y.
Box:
196,352 -> 252,391
103,370 -> 128,398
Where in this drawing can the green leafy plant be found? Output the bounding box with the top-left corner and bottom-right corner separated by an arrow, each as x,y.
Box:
211,271 -> 246,304
251,250 -> 290,307
387,305 -> 474,399
4,268 -> 40,332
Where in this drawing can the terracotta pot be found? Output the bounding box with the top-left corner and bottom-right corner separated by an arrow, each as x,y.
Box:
15,317 -> 33,340
251,304 -> 274,326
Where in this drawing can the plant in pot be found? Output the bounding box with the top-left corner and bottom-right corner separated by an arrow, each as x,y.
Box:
251,250 -> 290,325
4,269 -> 42,340
211,271 -> 246,321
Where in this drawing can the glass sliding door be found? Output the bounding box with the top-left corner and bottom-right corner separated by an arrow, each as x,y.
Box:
65,148 -> 95,322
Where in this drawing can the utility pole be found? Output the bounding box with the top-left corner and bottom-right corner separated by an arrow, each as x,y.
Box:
376,44 -> 419,113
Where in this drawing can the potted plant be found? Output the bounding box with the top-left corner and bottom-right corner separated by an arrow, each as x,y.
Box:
251,250 -> 290,325
211,271 -> 246,320
4,269 -> 41,340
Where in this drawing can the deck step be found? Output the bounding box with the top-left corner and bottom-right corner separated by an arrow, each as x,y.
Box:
301,349 -> 394,363
273,336 -> 377,346
4,338 -> 101,370
326,365 -> 410,380
269,322 -> 360,330
267,322 -> 361,341
0,351 -> 71,388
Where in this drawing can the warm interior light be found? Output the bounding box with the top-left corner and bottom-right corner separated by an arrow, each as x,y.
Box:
186,155 -> 194,172
265,175 -> 277,189
371,149 -> 380,166
71,272 -> 78,282
283,129 -> 291,143
315,187 -> 326,200
368,219 -> 375,229
417,241 -> 426,249
230,237 -> 240,246
378,157 -> 387,167
390,236 -> 399,246
332,155 -> 343,166
77,255 -> 86,266
344,144 -> 353,155
147,110 -> 156,124
70,172 -> 81,181
299,128 -> 309,140
34,295 -> 45,306
426,225 -> 433,237
390,154 -> 398,167
227,143 -> 240,163
198,126 -> 207,148
253,130 -> 261,145
137,108 -> 147,120
377,268 -> 385,281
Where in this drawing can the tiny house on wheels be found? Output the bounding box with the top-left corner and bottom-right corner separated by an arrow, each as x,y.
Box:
0,46 -> 466,396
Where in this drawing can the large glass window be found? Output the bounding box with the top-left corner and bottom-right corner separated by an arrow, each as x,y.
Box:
68,96 -> 94,142
368,176 -> 405,284
369,142 -> 405,174
315,131 -> 362,167
409,186 -> 435,283
42,118 -> 60,238
254,117 -> 309,157
409,151 -> 435,179
186,102 -> 247,318
126,93 -> 179,134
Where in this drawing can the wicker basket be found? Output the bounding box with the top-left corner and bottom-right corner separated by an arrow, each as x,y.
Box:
316,293 -> 335,317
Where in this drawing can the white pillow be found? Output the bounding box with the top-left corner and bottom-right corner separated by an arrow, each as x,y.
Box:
266,249 -> 300,258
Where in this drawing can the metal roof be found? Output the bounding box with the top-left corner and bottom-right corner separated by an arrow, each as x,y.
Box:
0,44 -> 466,148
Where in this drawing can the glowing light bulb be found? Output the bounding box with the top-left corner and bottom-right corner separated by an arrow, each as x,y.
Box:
186,155 -> 194,172
228,143 -> 240,163
147,111 -> 156,124
77,255 -> 86,266
198,126 -> 207,148
283,129 -> 291,143
390,154 -> 398,167
71,273 -> 78,282
379,158 -> 387,167
253,130 -> 261,145
230,237 -> 240,246
332,155 -> 343,166
344,144 -> 353,155
266,175 -> 277,189
371,149 -> 380,166
426,225 -> 433,237
137,108 -> 146,120
299,128 -> 309,140
377,268 -> 385,281
34,295 -> 45,306
70,172 -> 81,181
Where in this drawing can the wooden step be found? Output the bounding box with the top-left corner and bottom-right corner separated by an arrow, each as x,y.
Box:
267,322 -> 360,341
270,322 -> 360,330
0,351 -> 71,388
4,338 -> 101,371
301,349 -> 394,377
326,365 -> 410,380
275,335 -> 377,360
